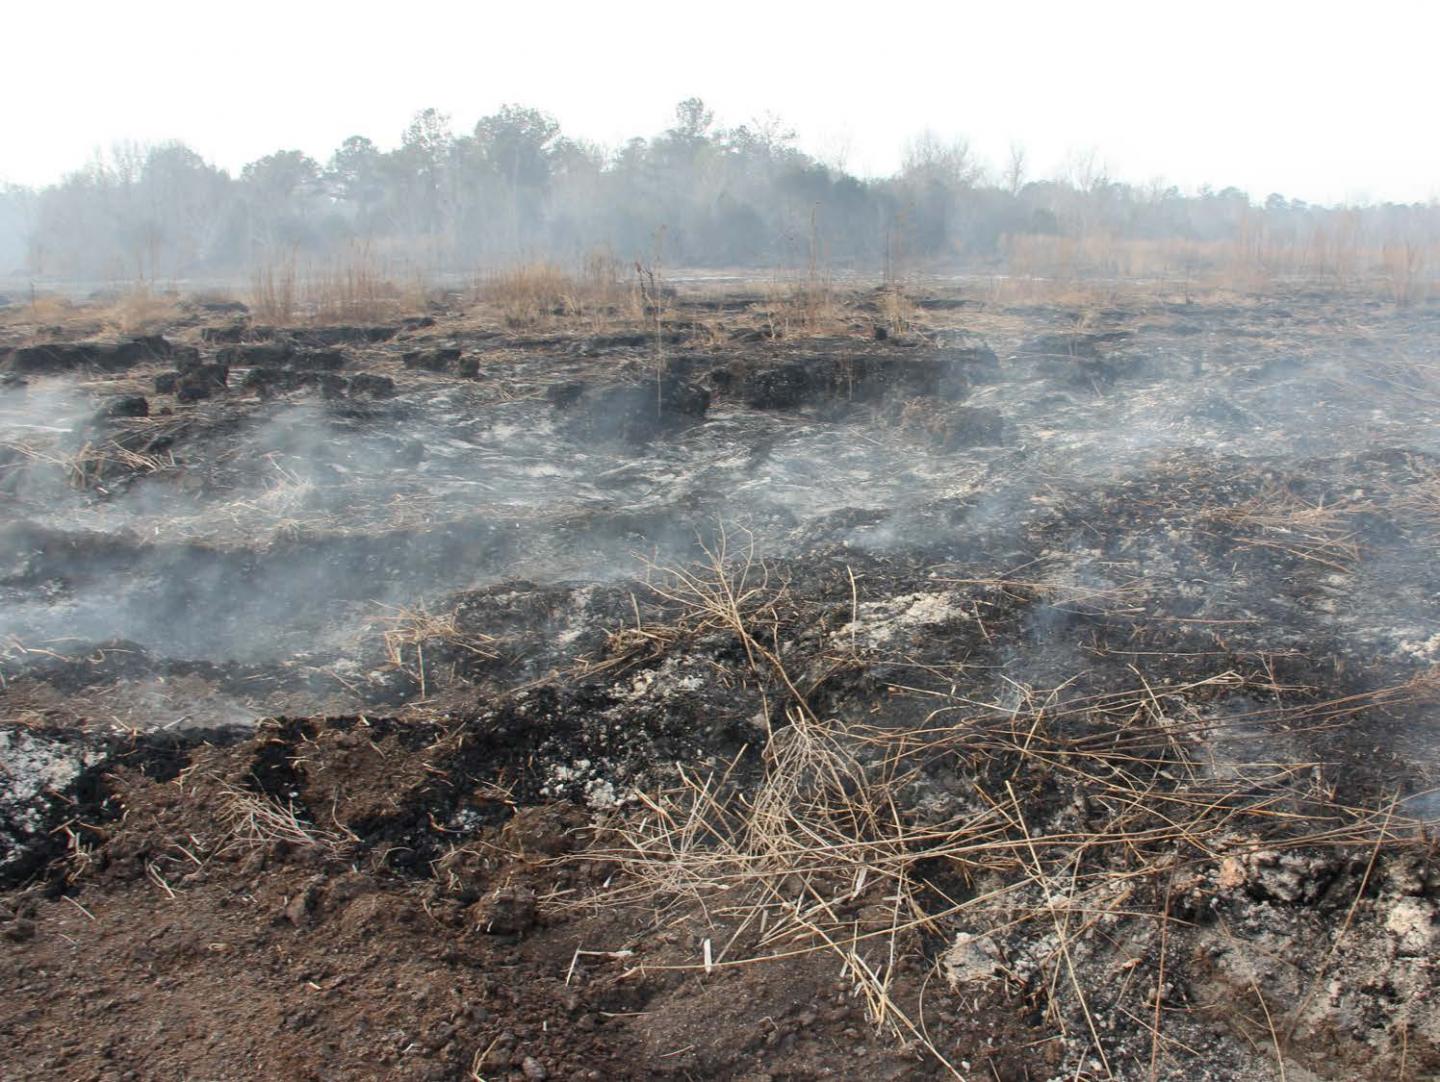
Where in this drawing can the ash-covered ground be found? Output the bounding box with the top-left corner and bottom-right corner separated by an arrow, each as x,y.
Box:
2,283 -> 1440,1081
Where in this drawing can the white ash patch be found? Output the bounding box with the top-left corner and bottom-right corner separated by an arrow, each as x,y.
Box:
0,728 -> 104,869
836,591 -> 969,648
617,656 -> 706,701
446,806 -> 490,833
581,777 -> 624,810
1398,630 -> 1440,661
942,931 -> 1006,988
540,757 -> 591,795
1220,849 -> 1337,904
553,585 -> 597,649
1385,897 -> 1438,954
0,728 -> 100,808
539,758 -> 632,810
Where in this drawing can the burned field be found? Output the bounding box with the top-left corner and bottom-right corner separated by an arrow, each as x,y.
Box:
2,281 -> 1440,1080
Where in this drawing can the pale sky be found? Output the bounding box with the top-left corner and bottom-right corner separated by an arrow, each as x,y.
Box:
5,0 -> 1438,205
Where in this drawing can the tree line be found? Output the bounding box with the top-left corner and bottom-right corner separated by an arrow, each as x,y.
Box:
1,98 -> 1436,284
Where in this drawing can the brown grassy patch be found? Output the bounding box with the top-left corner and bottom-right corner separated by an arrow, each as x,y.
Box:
997,231 -> 1438,305
20,292 -> 75,325
250,248 -> 430,326
480,262 -> 577,328
250,260 -> 299,324
478,255 -> 640,330
100,283 -> 185,335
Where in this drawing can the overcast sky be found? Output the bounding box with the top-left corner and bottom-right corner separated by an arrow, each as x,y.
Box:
5,0 -> 1437,205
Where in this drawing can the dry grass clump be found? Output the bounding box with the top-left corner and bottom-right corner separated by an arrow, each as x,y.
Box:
790,273 -> 840,335
478,254 -> 641,330
1381,240 -> 1429,307
0,430 -> 178,491
214,779 -> 349,856
570,537 -> 1429,1078
992,235 -> 1216,306
100,283 -> 185,334
21,291 -> 75,324
0,290 -> 114,337
0,435 -> 50,484
250,248 -> 429,325
984,272 -> 1162,309
309,260 -> 426,324
62,440 -> 177,489
755,278 -> 850,339
373,603 -> 497,698
251,261 -> 298,324
750,210 -> 856,339
591,676 -> 1424,1077
578,527 -> 785,682
876,284 -> 917,337
481,262 -> 578,327
1202,487 -> 1371,573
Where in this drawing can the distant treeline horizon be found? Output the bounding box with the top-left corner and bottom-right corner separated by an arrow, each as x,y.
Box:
0,99 -> 1436,286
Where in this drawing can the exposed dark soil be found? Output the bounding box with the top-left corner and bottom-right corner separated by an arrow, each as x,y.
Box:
3,282 -> 1440,1080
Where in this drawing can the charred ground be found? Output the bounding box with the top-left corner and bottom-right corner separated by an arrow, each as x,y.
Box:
2,280 -> 1440,1080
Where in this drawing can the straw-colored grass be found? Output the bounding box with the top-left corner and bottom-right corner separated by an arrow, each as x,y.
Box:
478,254 -> 642,330
251,260 -> 299,324
566,537 -> 1433,1078
250,248 -> 429,326
481,263 -> 578,328
100,283 -> 185,334
996,230 -> 1439,306
0,429 -> 179,491
214,779 -> 349,855
372,603 -> 497,699
1201,487 -> 1372,574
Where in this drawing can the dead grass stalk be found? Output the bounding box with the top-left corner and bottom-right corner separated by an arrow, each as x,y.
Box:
571,539 -> 1430,1077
